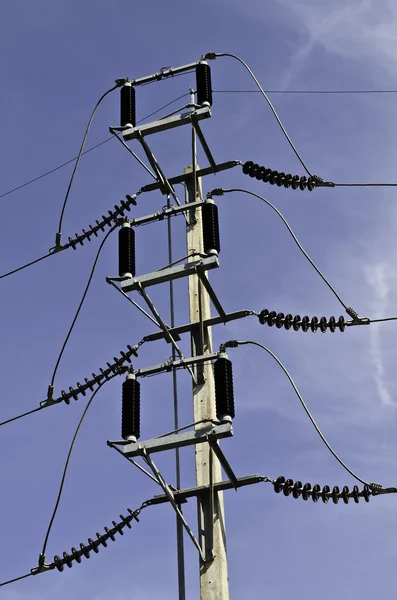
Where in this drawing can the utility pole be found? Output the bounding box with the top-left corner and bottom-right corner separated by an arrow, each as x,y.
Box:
186,165 -> 230,600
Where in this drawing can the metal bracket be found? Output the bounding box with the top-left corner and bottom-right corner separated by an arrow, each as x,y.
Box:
122,106 -> 211,141
191,115 -> 217,172
134,351 -> 220,378
120,255 -> 219,293
121,422 -> 233,458
141,449 -> 207,562
195,265 -> 227,322
142,160 -> 241,194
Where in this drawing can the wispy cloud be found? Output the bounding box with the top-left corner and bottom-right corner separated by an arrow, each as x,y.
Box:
363,261 -> 397,405
278,0 -> 397,74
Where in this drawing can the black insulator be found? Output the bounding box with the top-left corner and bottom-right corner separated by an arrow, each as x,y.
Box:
310,316 -> 319,333
312,484 -> 321,502
241,162 -> 324,192
292,481 -> 302,498
120,84 -> 136,127
293,315 -> 301,331
118,225 -> 135,278
283,478 -> 293,496
342,485 -> 350,504
196,62 -> 213,106
337,316 -> 346,332
328,316 -> 336,333
122,377 -> 140,440
202,202 -> 220,254
284,314 -> 293,330
302,483 -> 311,501
332,486 -> 340,504
214,356 -> 235,420
268,311 -> 277,326
275,312 -> 284,329
259,309 -> 269,325
274,476 -> 285,493
319,316 -> 327,333
363,485 -> 371,502
242,161 -> 253,175
272,477 -> 373,505
301,316 -> 310,332
321,485 -> 330,504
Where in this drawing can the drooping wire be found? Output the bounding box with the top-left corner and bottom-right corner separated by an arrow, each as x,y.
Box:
214,89 -> 397,95
213,188 -> 350,312
49,224 -> 118,391
56,83 -> 120,247
223,339 -> 376,488
0,93 -> 190,202
204,53 -> 313,176
0,406 -> 43,428
40,375 -> 117,559
0,251 -> 56,280
0,572 -> 33,588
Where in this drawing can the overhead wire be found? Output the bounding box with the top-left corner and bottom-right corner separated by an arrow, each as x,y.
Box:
206,52 -> 313,176
214,188 -> 350,312
0,251 -> 56,281
56,83 -> 120,247
214,89 -> 397,95
0,93 -> 190,202
0,572 -> 33,588
40,375 -> 116,559
224,339 -> 376,487
49,224 -> 118,391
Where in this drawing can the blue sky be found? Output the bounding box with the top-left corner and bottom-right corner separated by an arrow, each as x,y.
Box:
1,0 -> 397,598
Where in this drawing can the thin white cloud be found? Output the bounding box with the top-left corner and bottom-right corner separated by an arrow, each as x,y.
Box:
278,0 -> 397,74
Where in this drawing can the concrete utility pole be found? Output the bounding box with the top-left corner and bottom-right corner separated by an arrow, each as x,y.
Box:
185,165 -> 230,600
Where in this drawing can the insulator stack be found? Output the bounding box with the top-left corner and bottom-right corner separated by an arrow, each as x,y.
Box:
196,62 -> 213,107
52,507 -> 140,571
258,309 -> 346,333
242,161 -> 324,192
118,223 -> 135,277
65,194 -> 137,250
273,476 -> 372,504
122,375 -> 140,441
58,343 -> 139,405
120,82 -> 136,128
214,354 -> 235,421
202,200 -> 220,255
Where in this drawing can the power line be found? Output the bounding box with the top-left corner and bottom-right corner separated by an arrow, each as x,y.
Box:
206,52 -> 313,176
214,89 -> 397,95
48,224 -> 118,393
0,251 -> 56,280
223,339 -> 376,487
0,93 -> 190,202
213,188 -> 351,313
0,572 -> 33,588
41,375 -> 116,559
56,83 -> 120,248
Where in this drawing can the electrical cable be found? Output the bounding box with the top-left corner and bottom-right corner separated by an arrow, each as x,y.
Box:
0,251 -> 56,280
0,406 -> 43,428
49,224 -> 118,391
0,572 -> 33,588
213,188 -> 350,312
56,83 -> 120,247
40,375 -> 117,559
205,53 -> 313,176
223,339 -> 377,487
214,89 -> 397,95
0,93 -> 190,202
